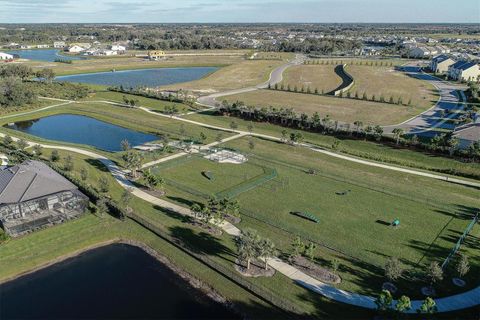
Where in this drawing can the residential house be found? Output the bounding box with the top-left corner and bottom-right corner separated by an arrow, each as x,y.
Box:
448,61 -> 480,82
408,46 -> 437,58
0,160 -> 88,237
37,44 -> 49,49
110,44 -> 126,52
66,45 -> 86,53
430,55 -> 455,74
53,41 -> 66,48
0,52 -> 14,60
148,50 -> 166,60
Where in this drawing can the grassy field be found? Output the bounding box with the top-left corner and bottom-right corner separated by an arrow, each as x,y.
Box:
281,64 -> 343,93
152,155 -> 268,197
161,59 -> 286,93
153,136 -> 480,298
184,111 -> 480,179
346,64 -> 438,109
225,89 -> 428,125
1,147 -> 373,319
82,90 -> 198,113
25,54 -> 246,76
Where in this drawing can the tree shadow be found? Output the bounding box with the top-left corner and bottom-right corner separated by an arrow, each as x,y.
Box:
85,158 -> 109,172
166,196 -> 203,208
169,225 -> 236,262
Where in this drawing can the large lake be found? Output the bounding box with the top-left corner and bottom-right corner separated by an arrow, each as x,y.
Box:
6,49 -> 83,62
55,67 -> 217,88
0,244 -> 237,319
6,114 -> 158,152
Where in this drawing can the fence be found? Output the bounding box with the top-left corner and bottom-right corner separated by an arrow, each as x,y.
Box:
215,166 -> 277,199
126,211 -> 303,318
441,213 -> 479,270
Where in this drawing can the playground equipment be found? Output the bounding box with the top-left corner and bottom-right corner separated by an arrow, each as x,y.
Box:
391,219 -> 400,227
291,211 -> 319,223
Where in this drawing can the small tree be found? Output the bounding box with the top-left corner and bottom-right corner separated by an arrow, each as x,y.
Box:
17,138 -> 28,150
257,238 -> 276,270
456,253 -> 470,279
63,155 -> 74,171
230,121 -> 238,130
385,257 -> 403,282
33,144 -> 43,156
120,188 -> 133,213
304,242 -> 316,262
248,139 -> 255,152
190,203 -> 203,219
50,150 -> 60,162
98,175 -> 110,193
375,289 -> 393,312
247,123 -> 254,133
120,139 -> 131,151
236,229 -> 260,270
291,236 -> 304,258
426,261 -> 443,286
392,128 -> 404,145
3,135 -> 13,147
331,258 -> 340,275
199,132 -> 207,144
417,297 -> 437,314
80,166 -> 88,181
395,295 -> 411,314
96,197 -> 109,217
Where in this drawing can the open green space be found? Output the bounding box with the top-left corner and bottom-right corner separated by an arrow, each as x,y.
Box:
184,111 -> 480,180
0,147 -> 370,319
224,89 -> 429,126
281,64 -> 343,93
154,136 -> 480,298
152,155 -> 269,198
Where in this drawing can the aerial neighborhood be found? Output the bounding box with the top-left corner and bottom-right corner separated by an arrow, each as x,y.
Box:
0,18 -> 478,320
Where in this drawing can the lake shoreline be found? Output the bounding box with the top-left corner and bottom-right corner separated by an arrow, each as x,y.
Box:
0,238 -> 241,318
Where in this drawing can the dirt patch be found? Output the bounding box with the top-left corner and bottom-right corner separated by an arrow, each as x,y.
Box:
234,259 -> 275,278
290,256 -> 341,284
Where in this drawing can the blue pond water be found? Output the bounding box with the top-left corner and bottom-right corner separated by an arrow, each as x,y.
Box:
6,114 -> 158,152
5,49 -> 83,62
55,67 -> 217,88
0,244 -> 237,319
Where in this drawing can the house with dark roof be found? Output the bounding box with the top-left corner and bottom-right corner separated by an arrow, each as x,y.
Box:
448,60 -> 480,82
429,54 -> 455,74
0,160 -> 88,237
453,122 -> 480,149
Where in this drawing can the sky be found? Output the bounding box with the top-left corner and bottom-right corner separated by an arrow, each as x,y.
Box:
0,0 -> 479,24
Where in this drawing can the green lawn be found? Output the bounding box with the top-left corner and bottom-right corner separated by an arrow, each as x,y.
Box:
153,136 -> 480,298
152,155 -> 267,197
183,111 -> 480,180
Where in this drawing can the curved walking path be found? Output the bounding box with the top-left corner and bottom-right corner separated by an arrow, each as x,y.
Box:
1,130 -> 478,313
0,65 -> 478,312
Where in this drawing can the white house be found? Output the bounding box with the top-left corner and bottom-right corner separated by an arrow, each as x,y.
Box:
448,61 -> 480,82
66,45 -> 86,53
37,44 -> 49,49
53,41 -> 66,48
0,52 -> 14,60
110,45 -> 126,52
408,46 -> 436,58
430,55 -> 455,74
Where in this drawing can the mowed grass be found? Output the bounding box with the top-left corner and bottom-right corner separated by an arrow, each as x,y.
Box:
225,89 -> 426,125
82,91 -> 197,113
347,64 -> 438,109
162,59 -> 286,93
281,64 -> 343,93
25,54 -> 247,76
147,136 -> 480,297
153,156 -> 266,196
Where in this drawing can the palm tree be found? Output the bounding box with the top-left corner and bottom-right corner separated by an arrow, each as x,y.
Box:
392,128 -> 404,145
236,229 -> 260,270
190,203 -> 203,219
257,238 -> 276,270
